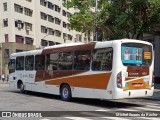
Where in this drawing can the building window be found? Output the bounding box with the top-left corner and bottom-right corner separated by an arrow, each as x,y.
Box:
55,17 -> 61,25
5,34 -> 9,42
15,35 -> 24,44
68,34 -> 73,40
48,2 -> 54,9
41,39 -> 48,46
40,0 -> 47,7
25,37 -> 33,45
67,23 -> 71,30
14,4 -> 23,14
3,18 -> 8,27
15,20 -> 24,29
26,0 -> 32,2
55,5 -> 61,12
49,41 -> 55,46
41,26 -> 47,33
25,22 -> 32,31
48,15 -> 54,23
76,34 -> 82,42
48,28 -> 54,35
40,12 -> 47,20
4,49 -> 9,58
3,3 -> 7,11
62,0 -> 67,5
55,30 -> 61,37
62,10 -> 66,16
16,49 -> 23,52
63,33 -> 67,39
24,8 -> 33,17
67,12 -> 71,18
63,22 -> 67,28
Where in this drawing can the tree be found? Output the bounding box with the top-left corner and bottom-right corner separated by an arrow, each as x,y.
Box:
65,0 -> 160,40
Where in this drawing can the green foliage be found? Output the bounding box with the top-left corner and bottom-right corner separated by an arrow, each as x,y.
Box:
65,0 -> 160,40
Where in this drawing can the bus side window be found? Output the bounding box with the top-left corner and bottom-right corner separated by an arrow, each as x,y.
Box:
8,59 -> 15,73
92,48 -> 113,71
74,50 -> 91,70
35,55 -> 45,70
59,52 -> 73,70
46,53 -> 59,70
16,56 -> 24,70
25,55 -> 34,70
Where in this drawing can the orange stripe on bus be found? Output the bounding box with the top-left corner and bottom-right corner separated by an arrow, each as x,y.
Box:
127,78 -> 149,90
45,72 -> 112,89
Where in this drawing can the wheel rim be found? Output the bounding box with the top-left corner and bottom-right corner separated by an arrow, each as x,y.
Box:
62,87 -> 69,99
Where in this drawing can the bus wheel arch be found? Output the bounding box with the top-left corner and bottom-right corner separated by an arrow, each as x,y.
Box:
60,83 -> 72,101
17,80 -> 25,93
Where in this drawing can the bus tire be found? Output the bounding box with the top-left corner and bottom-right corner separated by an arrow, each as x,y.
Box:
60,84 -> 72,101
20,83 -> 25,93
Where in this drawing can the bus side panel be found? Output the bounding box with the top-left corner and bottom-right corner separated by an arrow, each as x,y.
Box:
26,82 -> 60,95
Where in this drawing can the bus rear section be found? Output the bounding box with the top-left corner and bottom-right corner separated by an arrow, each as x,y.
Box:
114,41 -> 154,99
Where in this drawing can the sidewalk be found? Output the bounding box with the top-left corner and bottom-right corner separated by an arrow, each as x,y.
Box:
0,81 -> 9,84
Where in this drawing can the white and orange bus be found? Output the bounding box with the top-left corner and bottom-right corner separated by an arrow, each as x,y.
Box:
8,39 -> 154,101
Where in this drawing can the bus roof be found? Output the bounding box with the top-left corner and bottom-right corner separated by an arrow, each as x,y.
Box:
11,49 -> 42,57
10,39 -> 152,57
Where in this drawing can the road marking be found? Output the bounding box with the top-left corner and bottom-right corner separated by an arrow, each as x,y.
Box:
95,109 -> 109,111
132,107 -> 159,111
65,117 -> 92,120
146,103 -> 160,106
115,108 -> 137,111
149,118 -> 160,120
146,105 -> 160,109
39,118 -> 51,120
101,117 -> 129,120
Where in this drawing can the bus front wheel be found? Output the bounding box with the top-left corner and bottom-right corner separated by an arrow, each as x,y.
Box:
60,84 -> 72,101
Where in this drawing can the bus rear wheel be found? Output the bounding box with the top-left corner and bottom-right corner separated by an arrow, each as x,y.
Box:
60,84 -> 72,101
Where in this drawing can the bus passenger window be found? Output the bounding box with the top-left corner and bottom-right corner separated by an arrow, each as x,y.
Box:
59,52 -> 73,70
46,53 -> 59,70
16,56 -> 24,70
35,55 -> 45,70
25,55 -> 34,70
74,51 -> 91,70
92,48 -> 113,71
8,59 -> 15,73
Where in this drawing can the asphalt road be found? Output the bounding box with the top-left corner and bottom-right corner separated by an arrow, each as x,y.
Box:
0,83 -> 160,120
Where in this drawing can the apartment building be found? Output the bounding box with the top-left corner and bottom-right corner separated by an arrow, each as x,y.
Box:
0,0 -> 90,77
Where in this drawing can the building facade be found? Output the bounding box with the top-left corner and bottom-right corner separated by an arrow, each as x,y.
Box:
0,0 -> 90,77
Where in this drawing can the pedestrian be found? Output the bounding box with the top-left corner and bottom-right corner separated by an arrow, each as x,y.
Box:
2,74 -> 5,82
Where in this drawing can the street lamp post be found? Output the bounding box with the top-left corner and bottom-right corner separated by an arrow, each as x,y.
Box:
95,0 -> 98,41
0,43 -> 2,81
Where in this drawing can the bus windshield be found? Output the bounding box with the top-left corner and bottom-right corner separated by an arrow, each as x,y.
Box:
121,43 -> 152,66
8,59 -> 16,73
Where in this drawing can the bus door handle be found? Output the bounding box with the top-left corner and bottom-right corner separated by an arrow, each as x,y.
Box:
13,77 -> 16,80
